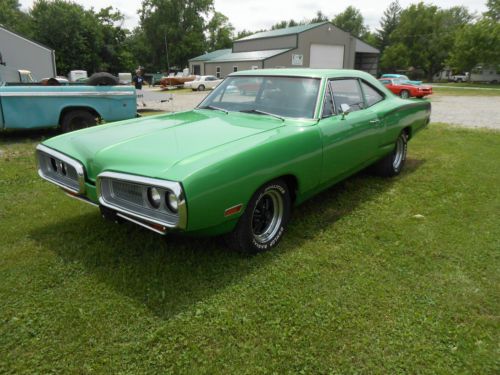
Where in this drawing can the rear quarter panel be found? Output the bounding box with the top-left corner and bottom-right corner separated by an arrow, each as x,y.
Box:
378,98 -> 431,149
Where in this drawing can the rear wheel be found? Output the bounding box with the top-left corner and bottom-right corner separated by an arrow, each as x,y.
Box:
399,90 -> 410,99
372,131 -> 408,177
61,110 -> 97,133
197,84 -> 205,91
226,179 -> 291,254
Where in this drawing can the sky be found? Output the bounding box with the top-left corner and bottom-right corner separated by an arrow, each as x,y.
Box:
19,0 -> 488,32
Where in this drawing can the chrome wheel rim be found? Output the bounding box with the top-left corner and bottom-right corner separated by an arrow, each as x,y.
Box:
252,190 -> 284,244
393,136 -> 406,169
401,90 -> 409,99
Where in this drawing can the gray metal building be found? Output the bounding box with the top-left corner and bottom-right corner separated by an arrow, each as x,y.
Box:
189,22 -> 379,78
0,26 -> 56,80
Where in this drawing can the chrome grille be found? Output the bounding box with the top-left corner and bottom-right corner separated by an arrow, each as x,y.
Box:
36,145 -> 85,193
111,180 -> 144,206
99,175 -> 181,227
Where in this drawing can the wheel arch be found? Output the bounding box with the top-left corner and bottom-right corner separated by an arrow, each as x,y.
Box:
402,125 -> 412,140
58,106 -> 101,126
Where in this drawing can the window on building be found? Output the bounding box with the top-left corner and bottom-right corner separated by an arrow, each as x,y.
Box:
251,66 -> 259,70
233,66 -> 238,72
216,66 -> 221,79
330,79 -> 364,112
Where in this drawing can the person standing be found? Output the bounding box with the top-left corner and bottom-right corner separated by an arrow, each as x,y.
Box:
133,69 -> 146,107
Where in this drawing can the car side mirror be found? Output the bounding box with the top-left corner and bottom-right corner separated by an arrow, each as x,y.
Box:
340,103 -> 351,119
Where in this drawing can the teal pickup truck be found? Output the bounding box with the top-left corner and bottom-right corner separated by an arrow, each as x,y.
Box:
0,68 -> 137,132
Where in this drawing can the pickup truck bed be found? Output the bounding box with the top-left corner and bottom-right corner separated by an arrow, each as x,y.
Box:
0,85 -> 136,131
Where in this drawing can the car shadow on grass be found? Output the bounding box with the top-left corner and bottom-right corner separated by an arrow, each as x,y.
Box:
29,158 -> 425,320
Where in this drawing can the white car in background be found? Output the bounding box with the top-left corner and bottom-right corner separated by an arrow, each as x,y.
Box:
185,75 -> 222,91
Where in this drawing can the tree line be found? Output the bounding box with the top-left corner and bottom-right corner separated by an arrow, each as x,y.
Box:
0,0 -> 498,81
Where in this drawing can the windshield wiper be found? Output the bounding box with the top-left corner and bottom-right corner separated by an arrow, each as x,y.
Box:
197,105 -> 229,114
239,109 -> 285,121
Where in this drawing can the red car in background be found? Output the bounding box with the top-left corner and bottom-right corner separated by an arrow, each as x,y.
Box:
379,78 -> 432,99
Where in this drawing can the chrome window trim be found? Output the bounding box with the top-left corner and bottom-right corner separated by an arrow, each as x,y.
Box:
96,171 -> 187,230
36,144 -> 86,194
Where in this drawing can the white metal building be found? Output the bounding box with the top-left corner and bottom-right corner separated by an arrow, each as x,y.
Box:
0,25 -> 57,80
189,22 -> 380,78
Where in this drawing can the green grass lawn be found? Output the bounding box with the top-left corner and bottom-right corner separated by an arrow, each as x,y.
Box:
431,86 -> 500,96
433,82 -> 500,89
1,124 -> 499,373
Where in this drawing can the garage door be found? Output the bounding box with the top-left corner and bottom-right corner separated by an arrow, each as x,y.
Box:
310,44 -> 344,69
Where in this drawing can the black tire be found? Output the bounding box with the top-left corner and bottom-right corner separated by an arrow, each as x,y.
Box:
45,78 -> 61,86
197,84 -> 205,91
61,110 -> 97,133
226,179 -> 291,254
87,72 -> 118,86
399,90 -> 410,99
372,131 -> 408,177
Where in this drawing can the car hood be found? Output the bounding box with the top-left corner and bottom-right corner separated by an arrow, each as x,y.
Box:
43,110 -> 286,181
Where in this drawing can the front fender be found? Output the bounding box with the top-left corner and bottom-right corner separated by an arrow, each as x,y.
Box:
179,125 -> 323,233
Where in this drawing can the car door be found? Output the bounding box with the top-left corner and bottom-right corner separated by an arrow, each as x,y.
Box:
318,78 -> 383,184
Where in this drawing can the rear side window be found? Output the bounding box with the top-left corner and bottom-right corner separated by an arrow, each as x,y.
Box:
360,81 -> 384,107
330,79 -> 364,112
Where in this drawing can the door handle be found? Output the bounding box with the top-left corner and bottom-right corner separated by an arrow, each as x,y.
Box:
369,119 -> 380,124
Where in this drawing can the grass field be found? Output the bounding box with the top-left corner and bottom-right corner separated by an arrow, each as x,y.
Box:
1,124 -> 499,374
433,82 -> 500,89
431,86 -> 500,96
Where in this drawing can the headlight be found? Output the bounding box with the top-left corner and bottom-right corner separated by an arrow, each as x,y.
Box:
147,187 -> 162,208
166,191 -> 179,213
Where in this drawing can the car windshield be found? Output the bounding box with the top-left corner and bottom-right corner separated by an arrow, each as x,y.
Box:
198,76 -> 321,119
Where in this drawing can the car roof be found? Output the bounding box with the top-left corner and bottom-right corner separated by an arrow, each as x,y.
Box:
229,68 -> 375,80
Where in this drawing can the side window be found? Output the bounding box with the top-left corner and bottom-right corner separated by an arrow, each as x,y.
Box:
330,79 -> 364,112
360,81 -> 384,107
322,82 -> 335,117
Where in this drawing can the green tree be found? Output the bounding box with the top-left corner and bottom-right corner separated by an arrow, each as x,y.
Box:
30,0 -> 103,75
332,6 -> 367,37
448,19 -> 500,72
0,0 -> 32,35
379,43 -> 410,72
271,19 -> 301,30
207,11 -> 234,50
235,29 -> 255,40
485,0 -> 500,21
310,10 -> 329,23
376,1 -> 402,53
387,2 -> 471,81
139,0 -> 213,71
95,7 -> 135,73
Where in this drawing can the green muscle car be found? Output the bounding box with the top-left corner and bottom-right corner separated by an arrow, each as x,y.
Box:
36,69 -> 431,253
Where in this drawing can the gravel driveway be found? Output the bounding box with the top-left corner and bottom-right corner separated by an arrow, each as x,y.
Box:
430,96 -> 500,129
143,88 -> 500,130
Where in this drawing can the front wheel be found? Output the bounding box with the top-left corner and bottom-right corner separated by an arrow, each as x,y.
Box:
400,90 -> 410,99
372,132 -> 408,177
226,179 -> 291,254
